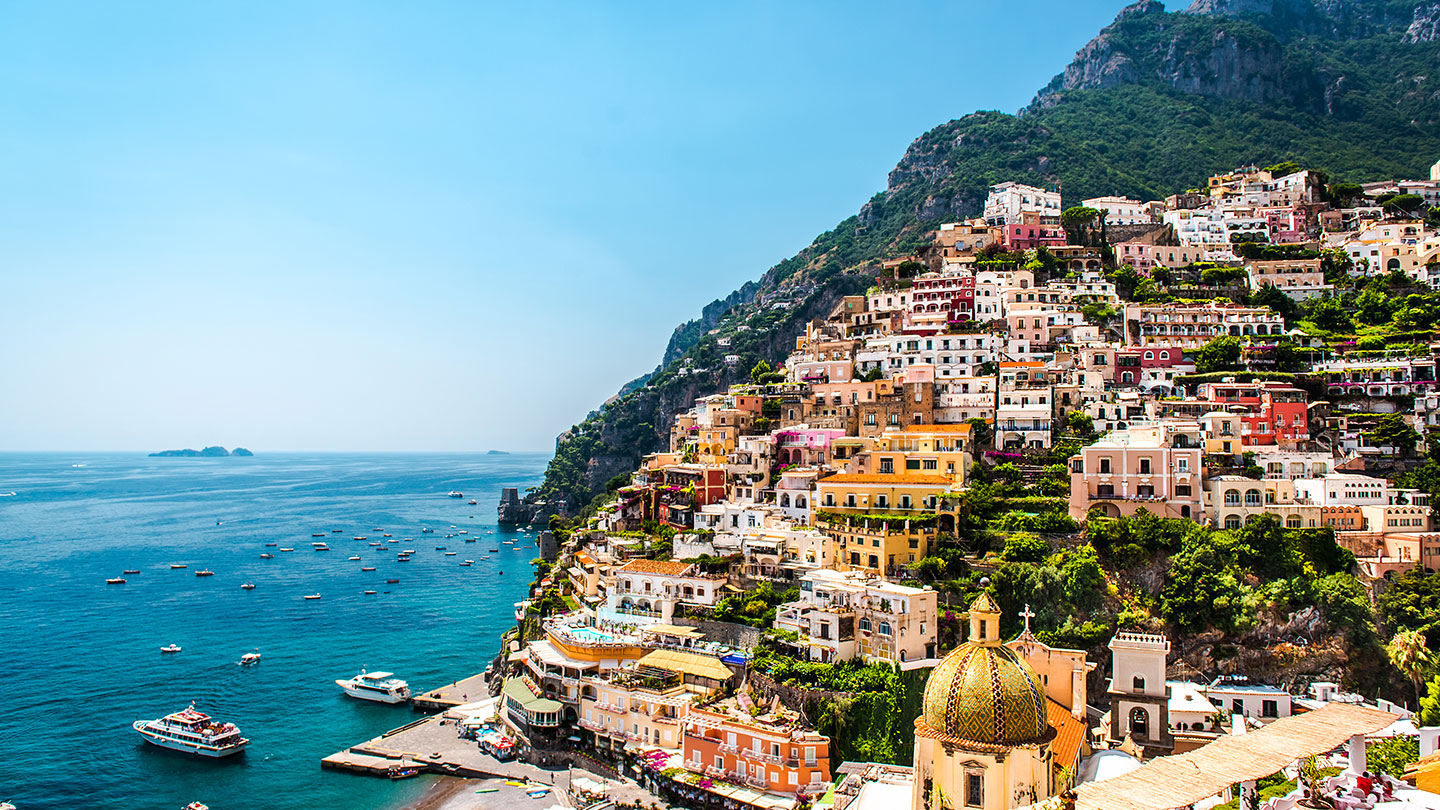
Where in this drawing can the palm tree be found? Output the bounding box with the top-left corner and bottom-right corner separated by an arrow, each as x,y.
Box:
1386,628 -> 1433,709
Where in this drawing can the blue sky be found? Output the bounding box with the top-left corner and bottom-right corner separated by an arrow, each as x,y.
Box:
0,0 -> 1124,451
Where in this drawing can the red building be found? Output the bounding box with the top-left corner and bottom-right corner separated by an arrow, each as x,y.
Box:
1003,222 -> 1066,250
910,274 -> 976,323
1198,381 -> 1309,446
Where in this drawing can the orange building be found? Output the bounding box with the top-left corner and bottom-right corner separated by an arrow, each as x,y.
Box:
683,704 -> 831,798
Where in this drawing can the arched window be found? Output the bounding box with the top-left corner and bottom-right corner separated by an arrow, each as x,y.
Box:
1159,351 -> 1169,360
879,622 -> 892,636
1286,515 -> 1302,528
1133,675 -> 1145,691
1130,707 -> 1150,739
1225,515 -> 1242,529
1224,489 -> 1240,506
1245,489 -> 1262,506
858,617 -> 872,632
1144,351 -> 1154,360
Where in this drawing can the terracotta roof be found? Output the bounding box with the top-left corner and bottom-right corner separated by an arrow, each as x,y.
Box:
818,473 -> 951,486
617,559 -> 694,576
1047,699 -> 1087,772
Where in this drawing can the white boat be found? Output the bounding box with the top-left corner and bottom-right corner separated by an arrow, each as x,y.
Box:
133,703 -> 248,758
259,553 -> 273,559
420,528 -> 434,533
347,556 -> 360,561
106,577 -> 127,585
170,564 -> 187,569
447,491 -> 463,498
240,582 -> 256,590
238,651 -> 261,666
160,644 -> 182,653
303,594 -> 322,601
335,669 -> 411,703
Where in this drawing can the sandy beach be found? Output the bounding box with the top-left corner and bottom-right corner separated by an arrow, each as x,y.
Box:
399,775 -> 564,810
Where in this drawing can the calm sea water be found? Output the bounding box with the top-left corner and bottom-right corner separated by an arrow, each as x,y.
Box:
0,452 -> 546,810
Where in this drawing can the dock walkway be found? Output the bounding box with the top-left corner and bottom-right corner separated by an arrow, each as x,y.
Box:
412,671 -> 492,711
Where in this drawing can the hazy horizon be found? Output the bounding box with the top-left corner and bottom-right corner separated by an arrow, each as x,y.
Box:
0,0 -> 1124,452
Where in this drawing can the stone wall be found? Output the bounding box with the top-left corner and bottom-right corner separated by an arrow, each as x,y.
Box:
671,617 -> 763,650
745,668 -> 854,715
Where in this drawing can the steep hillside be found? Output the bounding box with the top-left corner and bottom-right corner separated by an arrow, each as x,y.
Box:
530,0 -> 1440,516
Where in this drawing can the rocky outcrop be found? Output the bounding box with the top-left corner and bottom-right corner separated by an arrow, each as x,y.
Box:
1404,2 -> 1440,41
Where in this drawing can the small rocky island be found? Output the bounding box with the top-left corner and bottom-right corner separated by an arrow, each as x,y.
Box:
149,446 -> 254,457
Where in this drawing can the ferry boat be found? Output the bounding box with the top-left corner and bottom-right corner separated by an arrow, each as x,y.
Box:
447,491 -> 463,498
106,577 -> 127,585
335,669 -> 411,704
133,703 -> 248,758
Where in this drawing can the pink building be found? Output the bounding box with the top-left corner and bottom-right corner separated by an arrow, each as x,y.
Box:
1069,422 -> 1205,522
909,274 -> 976,323
1004,222 -> 1066,250
774,428 -> 848,467
1114,242 -> 1206,274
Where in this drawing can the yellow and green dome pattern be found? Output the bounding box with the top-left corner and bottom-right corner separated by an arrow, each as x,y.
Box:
921,642 -> 1048,746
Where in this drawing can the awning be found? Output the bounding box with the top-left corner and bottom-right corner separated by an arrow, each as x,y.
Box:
644,624 -> 703,637
527,640 -> 598,671
1070,703 -> 1399,810
636,649 -> 733,682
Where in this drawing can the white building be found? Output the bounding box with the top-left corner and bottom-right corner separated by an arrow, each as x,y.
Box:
984,181 -> 1061,226
773,569 -> 937,664
603,559 -> 727,624
1082,195 -> 1156,226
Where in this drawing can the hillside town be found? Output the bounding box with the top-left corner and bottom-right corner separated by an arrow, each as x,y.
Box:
491,160 -> 1440,810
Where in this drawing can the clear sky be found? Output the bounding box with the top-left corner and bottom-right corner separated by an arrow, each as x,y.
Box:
0,0 -> 1124,452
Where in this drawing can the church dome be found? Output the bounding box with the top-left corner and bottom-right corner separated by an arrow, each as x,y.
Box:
919,594 -> 1049,747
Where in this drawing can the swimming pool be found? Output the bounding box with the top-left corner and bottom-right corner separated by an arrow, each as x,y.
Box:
563,625 -> 622,643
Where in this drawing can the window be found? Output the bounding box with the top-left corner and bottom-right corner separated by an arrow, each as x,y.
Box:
1139,459 -> 1151,475
1130,707 -> 1149,739
1133,675 -> 1145,691
966,773 -> 984,807
879,622 -> 892,636
1099,458 -> 1112,474
1232,699 -> 1244,715
1176,485 -> 1192,497
1262,699 -> 1278,718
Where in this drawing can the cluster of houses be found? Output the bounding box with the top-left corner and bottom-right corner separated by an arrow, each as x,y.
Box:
496,161 -> 1440,810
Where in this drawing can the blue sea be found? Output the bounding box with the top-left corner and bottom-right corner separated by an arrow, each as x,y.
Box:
0,452 -> 547,810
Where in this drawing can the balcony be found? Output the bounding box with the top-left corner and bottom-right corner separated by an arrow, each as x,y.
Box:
740,748 -> 782,765
746,775 -> 769,789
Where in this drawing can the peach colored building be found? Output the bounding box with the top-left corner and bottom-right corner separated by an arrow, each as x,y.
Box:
1069,422 -> 1204,522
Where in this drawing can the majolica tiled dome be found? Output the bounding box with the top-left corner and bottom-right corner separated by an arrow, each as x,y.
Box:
919,594 -> 1048,747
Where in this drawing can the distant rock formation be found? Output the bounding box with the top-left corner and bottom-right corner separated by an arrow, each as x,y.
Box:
149,446 -> 253,457
486,450 -> 510,455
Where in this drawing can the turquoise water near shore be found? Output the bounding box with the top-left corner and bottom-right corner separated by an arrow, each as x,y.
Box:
0,452 -> 545,810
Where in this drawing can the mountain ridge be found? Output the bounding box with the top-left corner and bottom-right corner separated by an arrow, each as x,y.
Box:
529,0 -> 1440,516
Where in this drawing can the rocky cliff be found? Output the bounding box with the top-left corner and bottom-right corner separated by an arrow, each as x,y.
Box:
527,0 -> 1440,519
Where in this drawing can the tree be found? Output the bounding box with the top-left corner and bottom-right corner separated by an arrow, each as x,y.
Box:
1368,414 -> 1420,455
1328,182 -> 1364,204
1161,534 -> 1254,634
1306,296 -> 1352,332
1382,193 -> 1426,217
1000,532 -> 1050,563
1386,629 -> 1433,709
749,359 -> 772,385
1195,335 -> 1242,373
1249,284 -> 1298,324
1262,161 -> 1302,178
1060,546 -> 1105,611
1061,206 -> 1102,230
1420,675 -> 1440,727
1377,568 -> 1440,636
1065,411 -> 1095,436
1355,279 -> 1396,325
911,556 -> 948,582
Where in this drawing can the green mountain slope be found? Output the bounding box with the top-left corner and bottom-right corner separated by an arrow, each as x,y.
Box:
530,0 -> 1440,515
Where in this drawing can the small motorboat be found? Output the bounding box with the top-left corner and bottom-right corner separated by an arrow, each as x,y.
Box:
498,570 -> 503,576
464,538 -> 476,543
123,569 -> 141,574
503,540 -> 515,545
447,491 -> 463,498
303,594 -> 322,601
331,529 -> 342,533
386,578 -> 399,584
259,553 -> 274,559
347,555 -> 360,561
402,549 -> 416,555
239,651 -> 261,666
361,566 -> 376,571
313,544 -> 330,551
444,534 -> 454,538
445,552 -> 457,556
467,499 -> 477,505
488,549 -> 499,553
241,582 -> 256,590
460,560 -> 472,567
458,530 -> 468,535
369,541 -> 381,547
364,590 -> 377,595
382,533 -> 392,537
265,542 -> 278,547
396,557 -> 410,563
312,533 -> 326,538
353,536 -> 367,541
279,547 -> 294,552
170,564 -> 187,569
160,644 -> 182,653
195,570 -> 214,577
106,577 -> 127,584
185,803 -> 210,810
420,527 -> 434,534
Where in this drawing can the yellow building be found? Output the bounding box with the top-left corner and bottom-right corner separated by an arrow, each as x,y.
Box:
912,595 -> 1084,810
846,425 -> 974,485
814,473 -> 949,576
